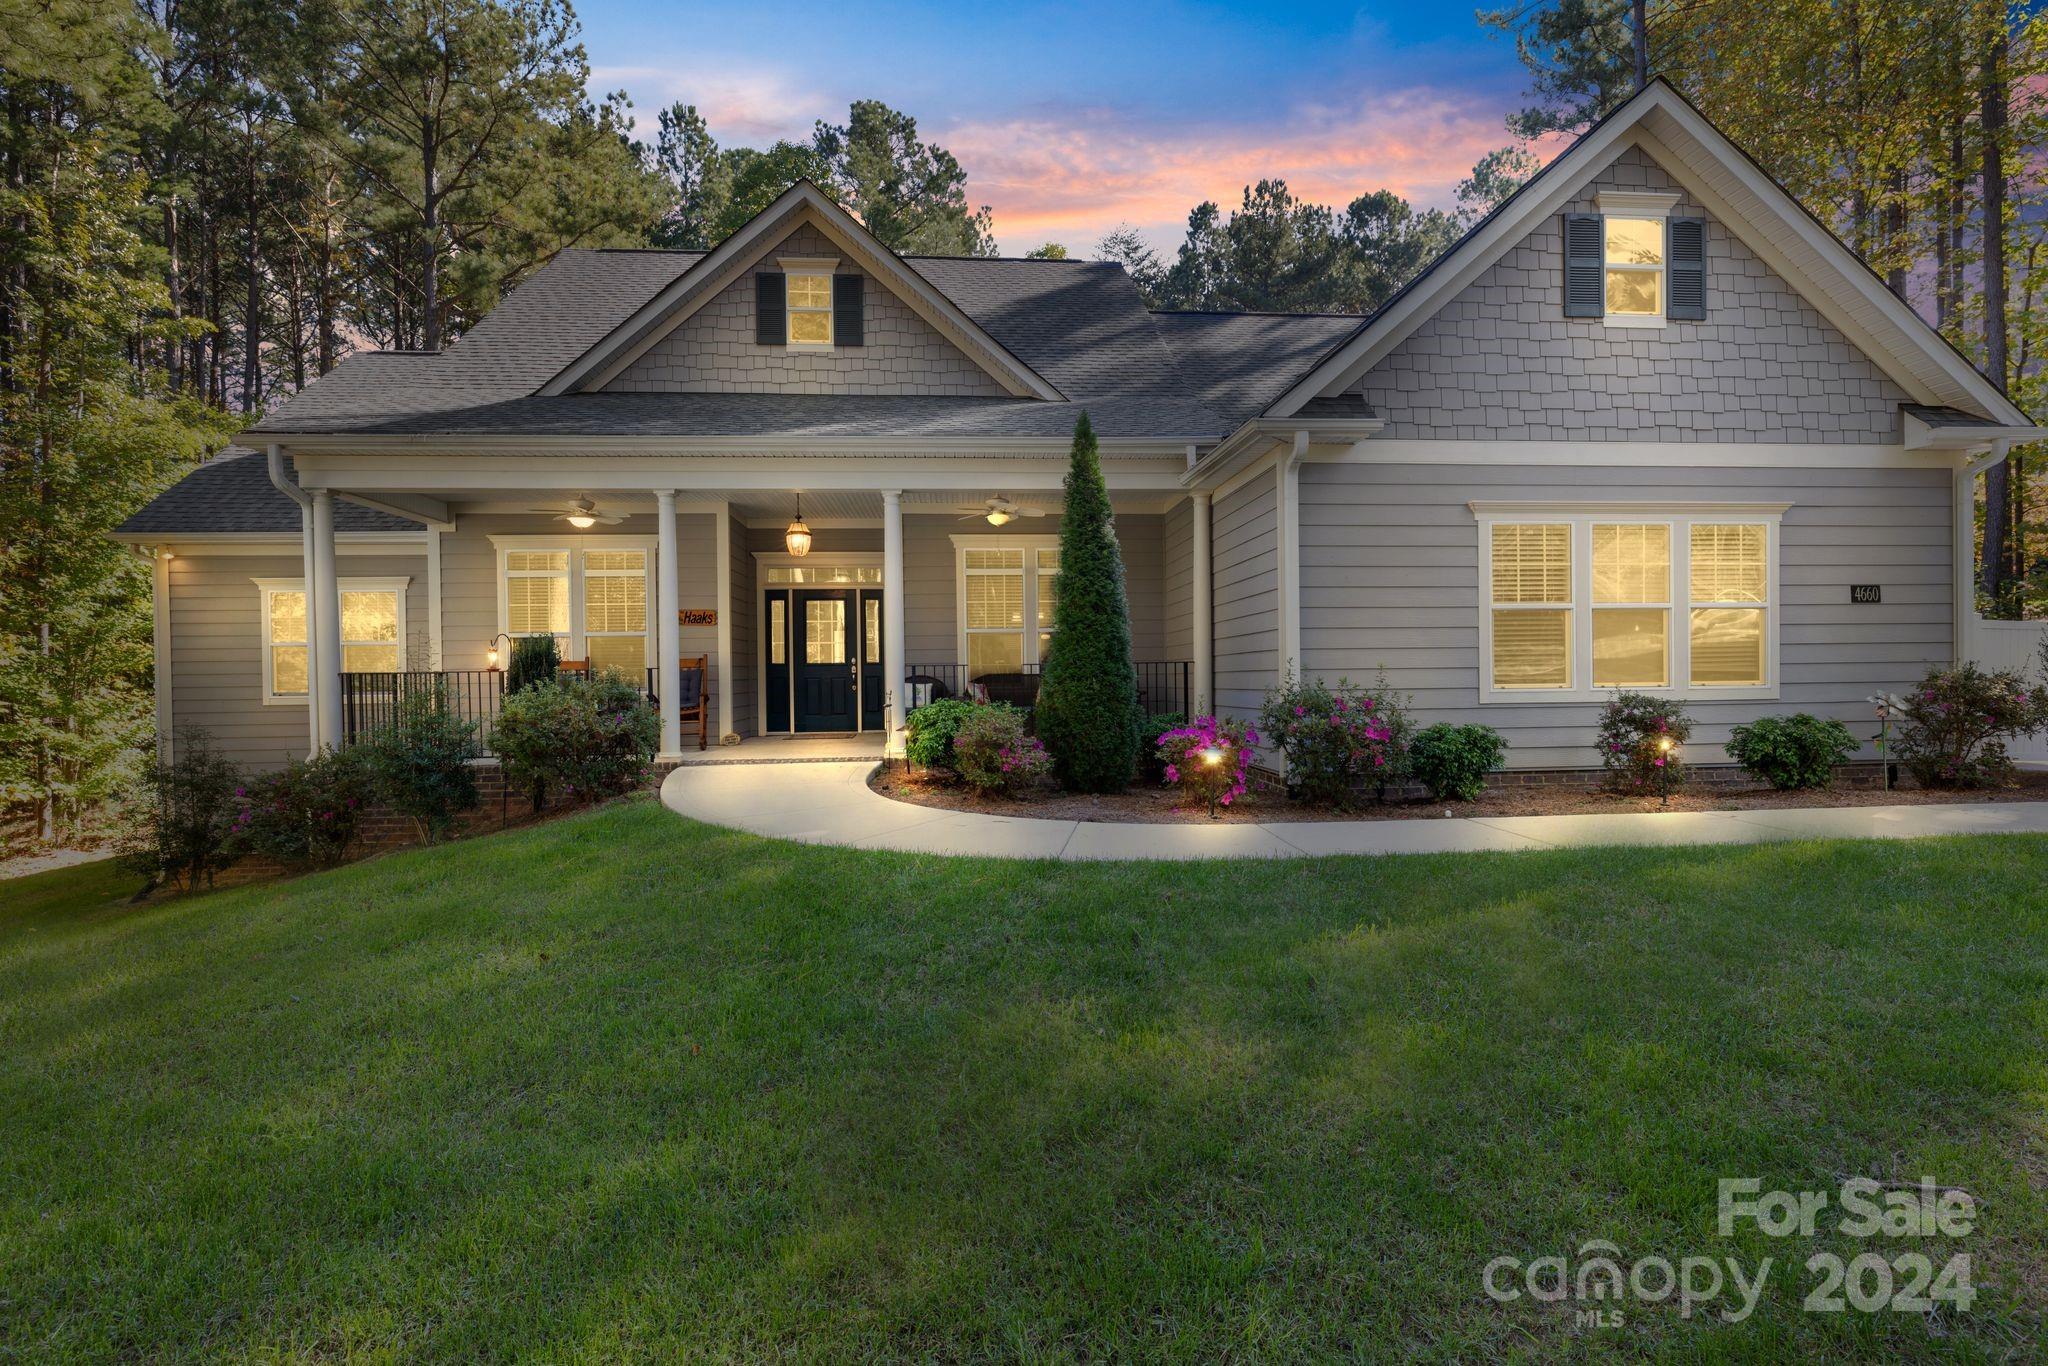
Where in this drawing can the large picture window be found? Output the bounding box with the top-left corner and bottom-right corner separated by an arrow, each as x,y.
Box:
255,577 -> 408,703
494,538 -> 654,678
955,536 -> 1058,679
1475,506 -> 1781,702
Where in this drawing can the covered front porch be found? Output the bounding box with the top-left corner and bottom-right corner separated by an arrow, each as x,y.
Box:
295,466 -> 1212,762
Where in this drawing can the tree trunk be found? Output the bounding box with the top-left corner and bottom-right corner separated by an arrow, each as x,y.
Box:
242,126 -> 261,414
1632,0 -> 1649,90
164,198 -> 184,391
1979,6 -> 2011,603
421,119 -> 440,351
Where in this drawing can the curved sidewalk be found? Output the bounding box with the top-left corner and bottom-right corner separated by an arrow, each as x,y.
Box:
660,761 -> 2048,861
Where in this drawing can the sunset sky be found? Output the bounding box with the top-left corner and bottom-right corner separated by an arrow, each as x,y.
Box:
576,1 -> 1558,256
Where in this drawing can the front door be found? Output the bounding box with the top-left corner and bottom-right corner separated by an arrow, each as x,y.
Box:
793,589 -> 857,732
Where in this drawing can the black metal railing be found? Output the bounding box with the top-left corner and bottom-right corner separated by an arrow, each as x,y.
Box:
340,667 -> 662,755
903,661 -> 1192,719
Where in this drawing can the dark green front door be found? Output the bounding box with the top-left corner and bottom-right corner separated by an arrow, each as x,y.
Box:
793,589 -> 857,732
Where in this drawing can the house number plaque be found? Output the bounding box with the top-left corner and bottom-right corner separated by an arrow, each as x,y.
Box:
1849,585 -> 1882,604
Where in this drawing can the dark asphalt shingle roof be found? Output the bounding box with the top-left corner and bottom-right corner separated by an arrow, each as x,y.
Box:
117,448 -> 419,536
1903,403 -> 2002,428
142,247 -> 1382,532
1148,311 -> 1365,426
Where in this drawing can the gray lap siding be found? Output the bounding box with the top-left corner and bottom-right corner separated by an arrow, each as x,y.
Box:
1212,476 -> 1281,723
1297,461 -> 1952,769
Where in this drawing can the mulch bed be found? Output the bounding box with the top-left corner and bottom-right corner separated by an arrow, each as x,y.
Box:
869,764 -> 2048,825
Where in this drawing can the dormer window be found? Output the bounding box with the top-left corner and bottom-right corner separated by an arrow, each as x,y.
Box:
754,256 -> 864,349
786,270 -> 834,346
1603,216 -> 1664,318
1563,190 -> 1704,326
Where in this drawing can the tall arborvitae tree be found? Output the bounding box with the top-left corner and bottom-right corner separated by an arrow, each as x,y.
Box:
1034,413 -> 1140,793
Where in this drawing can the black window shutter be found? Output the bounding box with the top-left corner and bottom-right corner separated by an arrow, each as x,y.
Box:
833,274 -> 864,346
755,271 -> 785,345
1563,213 -> 1603,318
1667,217 -> 1706,320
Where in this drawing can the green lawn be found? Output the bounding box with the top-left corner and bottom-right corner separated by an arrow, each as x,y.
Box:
2,802 -> 2044,1360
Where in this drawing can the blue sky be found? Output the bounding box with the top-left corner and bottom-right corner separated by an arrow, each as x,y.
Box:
575,1 -> 1548,254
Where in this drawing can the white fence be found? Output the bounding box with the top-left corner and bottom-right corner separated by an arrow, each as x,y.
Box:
1964,616 -> 2048,764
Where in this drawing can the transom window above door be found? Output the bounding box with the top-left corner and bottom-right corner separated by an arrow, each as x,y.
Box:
1474,505 -> 1783,703
493,538 -> 652,678
955,535 -> 1058,679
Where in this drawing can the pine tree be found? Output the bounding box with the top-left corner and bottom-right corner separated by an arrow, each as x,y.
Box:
1033,413 -> 1139,793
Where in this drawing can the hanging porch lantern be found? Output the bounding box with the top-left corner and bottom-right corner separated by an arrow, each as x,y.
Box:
784,493 -> 813,558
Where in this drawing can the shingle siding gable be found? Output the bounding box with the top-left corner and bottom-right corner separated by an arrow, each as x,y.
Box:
603,226 -> 1009,397
1352,144 -> 1909,443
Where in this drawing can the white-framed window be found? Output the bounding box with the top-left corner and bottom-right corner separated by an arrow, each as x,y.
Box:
491,536 -> 654,677
954,534 -> 1058,679
780,256 -> 837,347
1595,190 -> 1677,328
1473,504 -> 1783,703
254,576 -> 409,704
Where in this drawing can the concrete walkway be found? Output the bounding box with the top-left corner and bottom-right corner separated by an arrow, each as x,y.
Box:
659,761 -> 2048,861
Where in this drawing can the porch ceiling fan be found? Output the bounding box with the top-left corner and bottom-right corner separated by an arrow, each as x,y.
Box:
530,497 -> 624,529
956,494 -> 1048,527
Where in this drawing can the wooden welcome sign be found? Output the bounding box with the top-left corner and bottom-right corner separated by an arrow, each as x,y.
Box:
680,608 -> 717,626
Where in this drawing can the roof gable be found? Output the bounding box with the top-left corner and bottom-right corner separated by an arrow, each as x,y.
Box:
1267,79 -> 2029,428
540,181 -> 1062,400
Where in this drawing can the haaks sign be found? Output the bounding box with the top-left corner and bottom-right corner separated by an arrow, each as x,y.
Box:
680,608 -> 717,625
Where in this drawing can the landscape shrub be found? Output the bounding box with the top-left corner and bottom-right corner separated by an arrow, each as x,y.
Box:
1726,713 -> 1859,791
493,673 -> 660,811
123,728 -> 241,892
1409,723 -> 1507,803
1137,711 -> 1186,782
363,690 -> 481,842
1258,672 -> 1411,806
506,634 -> 561,694
905,697 -> 979,772
1597,692 -> 1692,797
1890,662 -> 2048,789
231,746 -> 377,869
952,704 -> 1049,796
1033,412 -> 1140,792
1156,715 -> 1258,815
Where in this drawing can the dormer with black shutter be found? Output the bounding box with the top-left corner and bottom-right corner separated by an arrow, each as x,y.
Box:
1563,191 -> 1706,326
754,256 -> 864,349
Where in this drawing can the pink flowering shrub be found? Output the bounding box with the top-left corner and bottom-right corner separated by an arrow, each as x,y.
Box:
232,745 -> 376,869
952,704 -> 1051,796
1596,691 -> 1692,797
1156,715 -> 1258,814
1891,662 -> 2048,789
1257,673 -> 1411,806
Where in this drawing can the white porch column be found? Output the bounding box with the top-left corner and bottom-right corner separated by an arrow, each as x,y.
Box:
882,489 -> 907,751
1190,491 -> 1212,715
300,507 -> 320,755
310,487 -> 343,749
714,501 -> 735,742
655,489 -> 683,758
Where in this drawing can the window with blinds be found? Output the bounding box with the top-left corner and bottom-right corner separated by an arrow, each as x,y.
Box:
1591,524 -> 1669,688
499,544 -> 650,675
258,579 -> 402,700
1480,512 -> 1774,699
583,549 -> 647,676
1490,524 -> 1571,689
1689,524 -> 1768,687
505,550 -> 570,637
958,542 -> 1058,678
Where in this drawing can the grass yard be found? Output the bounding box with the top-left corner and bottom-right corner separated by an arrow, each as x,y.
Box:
2,800 -> 2045,1359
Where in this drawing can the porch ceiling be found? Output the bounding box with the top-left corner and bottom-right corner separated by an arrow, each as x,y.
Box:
441,488 -> 1184,522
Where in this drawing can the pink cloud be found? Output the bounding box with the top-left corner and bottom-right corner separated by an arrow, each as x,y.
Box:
939,87 -> 1569,255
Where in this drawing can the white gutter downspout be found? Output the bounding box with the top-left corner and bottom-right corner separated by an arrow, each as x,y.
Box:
1277,429 -> 1308,683
267,443 -> 322,755
1955,439 -> 2011,667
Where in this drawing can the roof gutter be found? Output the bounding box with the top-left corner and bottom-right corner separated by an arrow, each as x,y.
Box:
1180,416 -> 1383,490
266,442 -> 311,513
247,430 -> 1212,458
